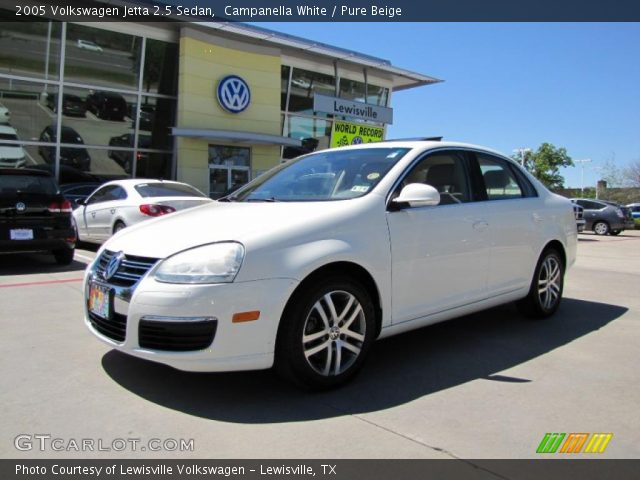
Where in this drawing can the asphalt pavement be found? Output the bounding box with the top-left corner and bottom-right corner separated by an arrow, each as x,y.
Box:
1,231 -> 639,459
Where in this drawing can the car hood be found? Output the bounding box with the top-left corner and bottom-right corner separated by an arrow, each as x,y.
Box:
103,199 -> 371,259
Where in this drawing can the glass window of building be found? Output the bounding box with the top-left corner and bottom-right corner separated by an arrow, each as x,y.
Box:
339,78 -> 389,106
281,65 -> 290,111
282,116 -> 332,160
208,146 -> 251,199
143,39 -> 179,96
64,24 -> 142,90
288,68 -> 335,117
0,17 -> 62,81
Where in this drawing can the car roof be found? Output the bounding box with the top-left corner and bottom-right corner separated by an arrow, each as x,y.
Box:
326,140 -> 514,159
102,179 -> 191,187
0,168 -> 52,177
0,125 -> 18,134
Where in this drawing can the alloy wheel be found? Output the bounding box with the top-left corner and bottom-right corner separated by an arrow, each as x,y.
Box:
301,290 -> 366,377
538,256 -> 561,311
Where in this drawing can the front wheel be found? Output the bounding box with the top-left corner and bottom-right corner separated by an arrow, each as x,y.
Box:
593,221 -> 609,236
517,249 -> 564,319
276,277 -> 376,390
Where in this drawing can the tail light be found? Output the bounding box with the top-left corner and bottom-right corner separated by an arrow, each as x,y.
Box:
48,199 -> 73,213
139,204 -> 176,217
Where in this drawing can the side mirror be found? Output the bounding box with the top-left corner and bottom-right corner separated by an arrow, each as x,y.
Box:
392,183 -> 440,208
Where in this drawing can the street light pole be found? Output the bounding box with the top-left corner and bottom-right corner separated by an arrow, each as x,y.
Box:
574,159 -> 592,196
513,148 -> 531,168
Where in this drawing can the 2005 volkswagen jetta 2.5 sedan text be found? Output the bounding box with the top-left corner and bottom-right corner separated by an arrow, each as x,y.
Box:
84,140 -> 577,389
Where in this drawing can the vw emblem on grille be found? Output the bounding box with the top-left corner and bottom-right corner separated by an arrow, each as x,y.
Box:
15,202 -> 26,212
103,251 -> 125,281
217,75 -> 251,113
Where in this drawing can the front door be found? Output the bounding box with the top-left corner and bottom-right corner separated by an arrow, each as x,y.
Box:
387,150 -> 490,324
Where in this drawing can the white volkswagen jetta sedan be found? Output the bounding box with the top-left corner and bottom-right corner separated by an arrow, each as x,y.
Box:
84,141 -> 577,389
73,179 -> 212,244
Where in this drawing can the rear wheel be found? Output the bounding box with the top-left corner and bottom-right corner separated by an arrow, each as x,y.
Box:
593,221 -> 609,236
517,249 -> 564,319
113,221 -> 126,234
276,277 -> 376,390
53,247 -> 74,266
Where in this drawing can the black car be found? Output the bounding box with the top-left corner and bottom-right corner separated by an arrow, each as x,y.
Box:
38,125 -> 91,171
108,133 -> 150,173
86,91 -> 127,121
60,182 -> 102,209
571,198 -> 634,235
0,168 -> 75,264
135,105 -> 155,131
46,93 -> 86,117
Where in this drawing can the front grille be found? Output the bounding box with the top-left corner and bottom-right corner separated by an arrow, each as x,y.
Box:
139,320 -> 217,352
95,250 -> 158,287
88,311 -> 127,342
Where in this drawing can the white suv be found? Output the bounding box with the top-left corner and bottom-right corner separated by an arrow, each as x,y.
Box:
84,141 -> 577,389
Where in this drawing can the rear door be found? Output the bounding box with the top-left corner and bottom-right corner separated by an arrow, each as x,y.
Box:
472,152 -> 541,295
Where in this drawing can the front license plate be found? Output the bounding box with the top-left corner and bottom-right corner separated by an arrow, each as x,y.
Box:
10,229 -> 33,240
89,283 -> 110,319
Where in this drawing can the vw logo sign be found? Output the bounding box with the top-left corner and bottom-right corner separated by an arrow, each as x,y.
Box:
103,251 -> 125,281
217,75 -> 251,113
15,202 -> 26,212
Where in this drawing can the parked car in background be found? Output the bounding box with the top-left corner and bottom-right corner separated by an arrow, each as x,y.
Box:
46,93 -> 87,117
86,91 -> 127,121
599,200 -> 636,231
0,125 -> 27,168
572,203 -> 585,233
0,104 -> 10,124
83,140 -> 577,389
570,198 -> 631,235
108,133 -> 151,173
73,179 -> 212,244
38,125 -> 91,171
626,203 -> 640,227
0,168 -> 75,264
60,183 -> 102,209
76,39 -> 103,52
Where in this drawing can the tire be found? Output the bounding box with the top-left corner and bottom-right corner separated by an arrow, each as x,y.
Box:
275,276 -> 376,390
593,221 -> 609,236
113,221 -> 126,234
53,247 -> 74,266
517,249 -> 564,319
610,230 -> 621,236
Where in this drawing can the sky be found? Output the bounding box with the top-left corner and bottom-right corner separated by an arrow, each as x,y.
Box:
258,22 -> 640,188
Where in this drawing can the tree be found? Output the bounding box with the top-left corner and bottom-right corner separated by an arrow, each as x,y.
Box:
513,143 -> 574,189
623,159 -> 640,188
600,154 -> 624,187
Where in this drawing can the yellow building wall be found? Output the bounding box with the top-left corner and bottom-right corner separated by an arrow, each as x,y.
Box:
176,33 -> 282,194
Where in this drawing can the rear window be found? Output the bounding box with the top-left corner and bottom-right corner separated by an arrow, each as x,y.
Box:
0,132 -> 19,145
134,183 -> 205,198
0,174 -> 58,195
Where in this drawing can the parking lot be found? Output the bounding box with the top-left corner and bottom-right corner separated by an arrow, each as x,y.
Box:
1,231 -> 639,459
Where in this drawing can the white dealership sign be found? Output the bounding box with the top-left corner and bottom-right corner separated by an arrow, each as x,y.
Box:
313,93 -> 393,124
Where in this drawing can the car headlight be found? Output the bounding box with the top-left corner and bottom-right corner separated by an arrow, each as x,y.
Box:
155,242 -> 244,284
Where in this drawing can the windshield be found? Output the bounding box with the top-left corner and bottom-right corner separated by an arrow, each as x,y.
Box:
231,147 -> 410,202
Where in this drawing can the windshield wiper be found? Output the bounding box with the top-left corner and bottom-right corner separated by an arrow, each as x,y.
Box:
246,197 -> 279,202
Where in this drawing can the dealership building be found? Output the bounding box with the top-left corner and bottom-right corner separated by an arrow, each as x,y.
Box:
0,10 -> 440,196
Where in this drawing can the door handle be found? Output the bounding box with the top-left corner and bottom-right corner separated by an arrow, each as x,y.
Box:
110,209 -> 115,214
532,213 -> 543,223
473,220 -> 489,231
91,212 -> 96,217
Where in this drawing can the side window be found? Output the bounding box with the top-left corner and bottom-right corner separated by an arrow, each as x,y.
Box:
398,150 -> 471,205
86,186 -> 114,205
109,186 -> 128,201
477,154 -> 524,200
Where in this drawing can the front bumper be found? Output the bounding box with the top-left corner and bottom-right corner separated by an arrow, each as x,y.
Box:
84,263 -> 299,372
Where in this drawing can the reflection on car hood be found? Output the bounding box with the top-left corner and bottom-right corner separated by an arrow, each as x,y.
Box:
0,145 -> 25,160
104,199 -> 369,259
